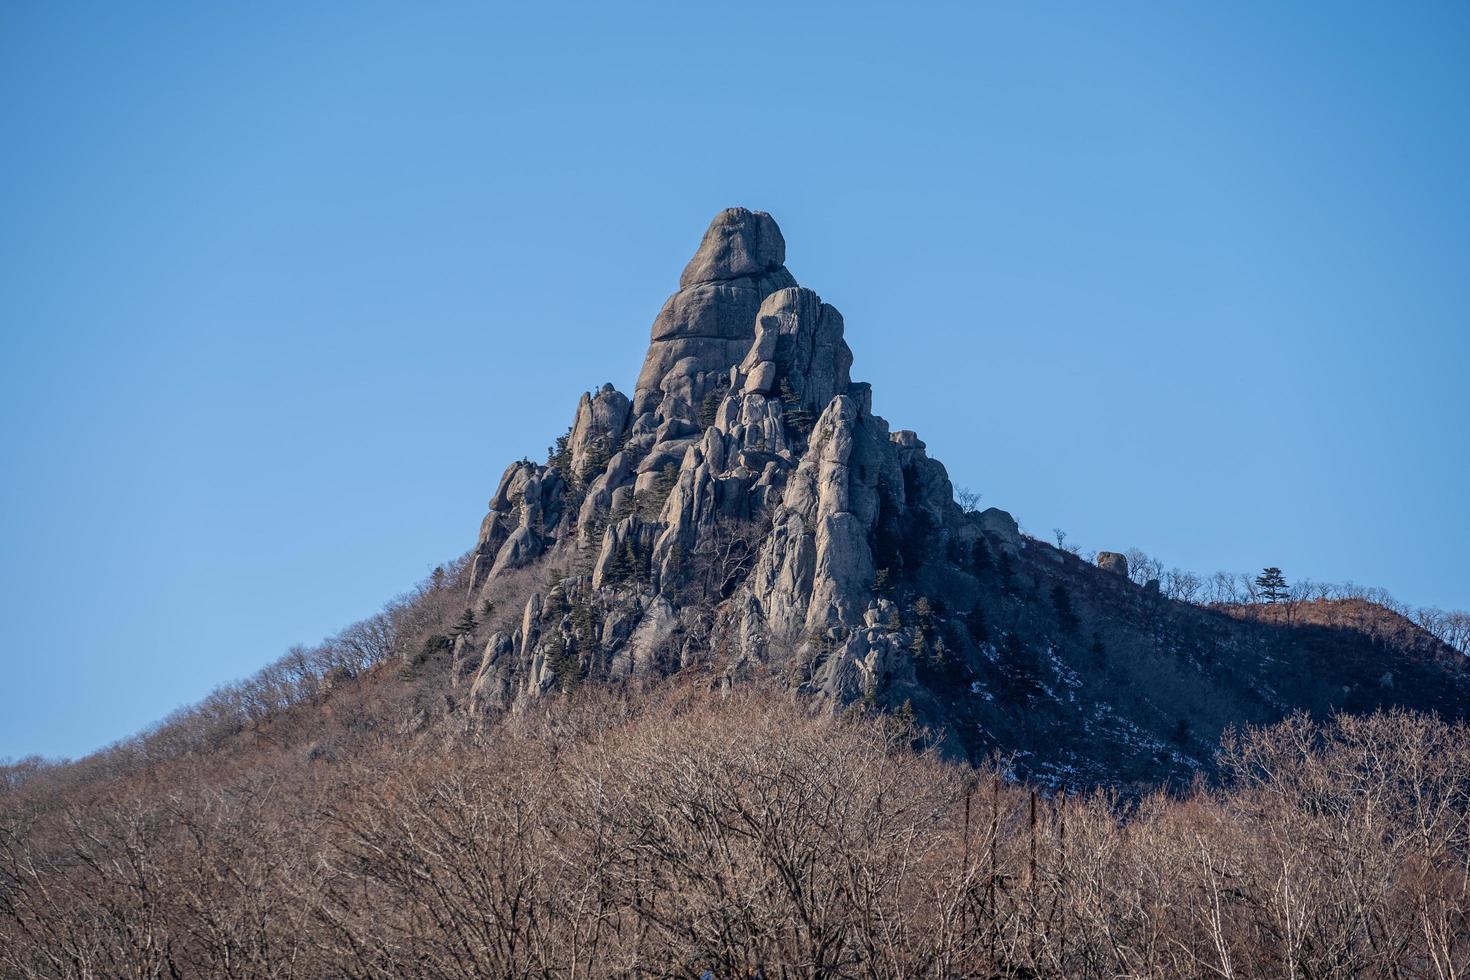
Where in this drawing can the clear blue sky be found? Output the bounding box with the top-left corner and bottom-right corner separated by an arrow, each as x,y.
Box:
3,2 -> 1467,760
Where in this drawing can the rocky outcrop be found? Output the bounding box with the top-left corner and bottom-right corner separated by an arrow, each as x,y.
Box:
443,206 -> 1470,788
631,208 -> 796,428
744,392 -> 895,647
566,384 -> 631,481
892,430 -> 967,552
976,507 -> 1021,555
575,449 -> 639,546
468,208 -> 993,718
1097,551 -> 1130,577
811,613 -> 916,704
468,631 -> 515,712
611,594 -> 678,679
592,515 -> 659,591
469,462 -> 568,595
739,287 -> 852,420
679,207 -> 786,288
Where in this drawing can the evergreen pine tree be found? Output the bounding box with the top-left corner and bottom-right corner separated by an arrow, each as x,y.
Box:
1255,567 -> 1289,604
909,631 -> 927,659
871,568 -> 892,593
778,377 -> 815,437
698,389 -> 722,430
450,607 -> 478,637
996,550 -> 1018,593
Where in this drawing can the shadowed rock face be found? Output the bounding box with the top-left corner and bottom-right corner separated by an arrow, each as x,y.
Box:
463,208 -> 1470,788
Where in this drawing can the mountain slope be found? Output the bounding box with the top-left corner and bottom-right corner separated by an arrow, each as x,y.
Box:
6,207 -> 1470,979
447,207 -> 1468,786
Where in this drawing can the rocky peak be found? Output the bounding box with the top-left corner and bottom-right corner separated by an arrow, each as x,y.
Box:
469,207 -> 1015,747
679,207 -> 786,288
450,206 -> 1470,787
3,199 -> 1449,883
632,209 -> 797,425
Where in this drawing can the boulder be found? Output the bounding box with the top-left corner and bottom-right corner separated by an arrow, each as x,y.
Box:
566,383 -> 630,480
743,360 -> 779,395
679,207 -> 786,287
468,631 -> 515,713
976,508 -> 1021,555
1097,552 -> 1130,578
612,595 -> 679,679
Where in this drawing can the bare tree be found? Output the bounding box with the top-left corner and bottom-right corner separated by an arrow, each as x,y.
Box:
8,683 -> 1470,979
1124,548 -> 1164,587
1163,568 -> 1202,604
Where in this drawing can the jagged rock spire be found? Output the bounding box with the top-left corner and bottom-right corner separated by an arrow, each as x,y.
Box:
739,287 -> 852,420
471,207 -> 1005,724
632,208 -> 796,423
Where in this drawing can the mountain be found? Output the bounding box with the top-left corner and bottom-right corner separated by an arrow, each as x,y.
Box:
7,208 -> 1470,980
441,206 -> 1467,786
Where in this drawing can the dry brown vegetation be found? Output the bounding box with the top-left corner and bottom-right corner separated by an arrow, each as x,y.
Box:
1103,545 -> 1470,657
1225,597 -> 1464,655
4,685 -> 1470,979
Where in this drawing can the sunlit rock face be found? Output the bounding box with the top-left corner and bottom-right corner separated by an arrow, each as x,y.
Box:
465,205 -> 1007,731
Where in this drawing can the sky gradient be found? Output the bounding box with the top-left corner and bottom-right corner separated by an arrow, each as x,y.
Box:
3,2 -> 1468,760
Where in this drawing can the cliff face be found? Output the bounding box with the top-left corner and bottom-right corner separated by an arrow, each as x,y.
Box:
460,208 -> 1470,786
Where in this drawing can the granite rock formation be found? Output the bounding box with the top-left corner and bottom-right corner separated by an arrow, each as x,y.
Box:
464,207 -> 1002,716
457,208 -> 1470,785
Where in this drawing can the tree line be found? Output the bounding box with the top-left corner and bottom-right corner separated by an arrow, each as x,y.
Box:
1,555 -> 477,787
4,687 -> 1469,978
